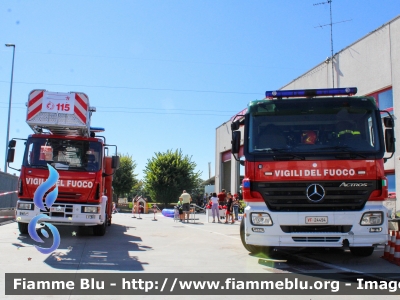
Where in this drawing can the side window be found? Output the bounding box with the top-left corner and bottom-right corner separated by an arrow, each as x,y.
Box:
368,117 -> 375,147
25,140 -> 47,166
27,143 -> 34,166
378,89 -> 393,110
387,173 -> 396,195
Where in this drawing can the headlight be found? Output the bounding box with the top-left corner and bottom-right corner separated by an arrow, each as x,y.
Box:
361,212 -> 383,225
251,213 -> 273,226
18,203 -> 32,210
83,206 -> 99,213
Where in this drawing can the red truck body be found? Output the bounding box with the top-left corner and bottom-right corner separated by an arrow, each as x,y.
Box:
8,90 -> 119,236
231,87 -> 395,257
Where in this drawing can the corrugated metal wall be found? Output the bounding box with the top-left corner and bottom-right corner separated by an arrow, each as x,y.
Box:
0,172 -> 18,209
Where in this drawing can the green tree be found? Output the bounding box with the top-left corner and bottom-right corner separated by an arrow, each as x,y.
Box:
189,177 -> 206,204
113,154 -> 138,200
129,180 -> 152,202
144,149 -> 201,206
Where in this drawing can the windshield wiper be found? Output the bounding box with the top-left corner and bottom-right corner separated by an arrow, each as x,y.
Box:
254,148 -> 305,160
68,166 -> 86,170
315,146 -> 367,159
335,153 -> 367,159
316,146 -> 353,151
28,164 -> 48,169
253,148 -> 288,152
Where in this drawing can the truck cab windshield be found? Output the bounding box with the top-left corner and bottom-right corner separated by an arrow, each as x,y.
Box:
248,97 -> 382,159
24,137 -> 102,171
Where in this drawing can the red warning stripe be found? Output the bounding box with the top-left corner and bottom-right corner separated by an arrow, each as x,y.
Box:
27,91 -> 44,120
75,93 -> 88,111
27,104 -> 43,121
28,90 -> 44,107
74,93 -> 88,124
74,107 -> 86,124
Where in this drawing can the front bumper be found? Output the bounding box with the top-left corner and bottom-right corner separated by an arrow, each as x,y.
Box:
16,197 -> 107,226
244,202 -> 388,248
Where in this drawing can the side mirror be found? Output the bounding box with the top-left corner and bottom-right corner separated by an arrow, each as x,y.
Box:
7,148 -> 15,163
383,117 -> 394,128
8,140 -> 16,148
112,156 -> 120,169
231,121 -> 240,131
231,131 -> 241,154
385,128 -> 395,153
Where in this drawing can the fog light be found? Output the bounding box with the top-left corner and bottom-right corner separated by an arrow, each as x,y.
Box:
369,227 -> 382,232
252,227 -> 265,233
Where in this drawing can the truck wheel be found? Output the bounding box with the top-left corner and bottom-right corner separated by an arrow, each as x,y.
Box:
93,214 -> 107,236
18,222 -> 28,234
349,247 -> 374,257
240,218 -> 270,255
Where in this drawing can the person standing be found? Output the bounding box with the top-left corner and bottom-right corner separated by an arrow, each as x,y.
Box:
210,192 -> 220,223
217,189 -> 227,206
217,189 -> 227,221
176,197 -> 184,222
232,194 -> 239,221
203,193 -> 208,207
180,190 -> 192,223
225,192 -> 234,224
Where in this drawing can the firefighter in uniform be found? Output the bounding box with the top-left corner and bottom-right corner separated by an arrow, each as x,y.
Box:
336,121 -> 361,143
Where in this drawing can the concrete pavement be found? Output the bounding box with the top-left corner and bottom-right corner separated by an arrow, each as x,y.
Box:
1,211 -> 399,300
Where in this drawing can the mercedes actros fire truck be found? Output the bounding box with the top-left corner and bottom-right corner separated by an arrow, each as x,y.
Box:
7,90 -> 119,236
231,87 -> 395,256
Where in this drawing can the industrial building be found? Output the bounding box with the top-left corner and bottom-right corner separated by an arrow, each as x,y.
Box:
215,15 -> 400,210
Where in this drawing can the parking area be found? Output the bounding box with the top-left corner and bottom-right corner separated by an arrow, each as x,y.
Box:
1,211 -> 400,299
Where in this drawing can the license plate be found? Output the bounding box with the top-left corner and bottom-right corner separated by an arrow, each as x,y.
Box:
305,216 -> 328,224
51,206 -> 65,212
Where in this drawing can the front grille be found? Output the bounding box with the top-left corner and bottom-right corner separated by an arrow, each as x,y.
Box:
292,237 -> 341,243
57,192 -> 82,200
281,225 -> 352,233
40,204 -> 74,219
254,180 -> 377,212
41,191 -> 83,201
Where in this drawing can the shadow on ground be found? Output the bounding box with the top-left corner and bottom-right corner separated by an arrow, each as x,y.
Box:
16,222 -> 151,271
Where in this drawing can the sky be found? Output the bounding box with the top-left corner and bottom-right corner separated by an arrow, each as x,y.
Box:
1,0 -> 400,181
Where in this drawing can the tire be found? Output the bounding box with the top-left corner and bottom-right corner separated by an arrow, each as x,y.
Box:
18,222 -> 28,234
78,226 -> 85,235
93,214 -> 107,236
240,218 -> 271,255
350,246 -> 374,257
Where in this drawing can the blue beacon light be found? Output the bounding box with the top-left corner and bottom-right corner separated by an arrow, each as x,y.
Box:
265,87 -> 357,99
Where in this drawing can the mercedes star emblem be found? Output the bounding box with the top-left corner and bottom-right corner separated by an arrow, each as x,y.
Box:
306,184 -> 325,203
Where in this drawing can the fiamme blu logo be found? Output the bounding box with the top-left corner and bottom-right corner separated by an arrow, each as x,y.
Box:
28,164 -> 61,254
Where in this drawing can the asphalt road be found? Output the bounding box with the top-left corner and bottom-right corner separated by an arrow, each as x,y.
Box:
1,212 -> 400,300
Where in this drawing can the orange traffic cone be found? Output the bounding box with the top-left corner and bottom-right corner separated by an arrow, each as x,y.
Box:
383,242 -> 391,260
394,232 -> 400,265
389,231 -> 397,261
382,230 -> 392,260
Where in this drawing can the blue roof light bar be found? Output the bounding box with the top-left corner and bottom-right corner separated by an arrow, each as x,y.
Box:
90,127 -> 105,133
265,87 -> 357,99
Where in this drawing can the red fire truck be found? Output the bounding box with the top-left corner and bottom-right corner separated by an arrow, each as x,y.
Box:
231,87 -> 395,256
7,90 -> 119,236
